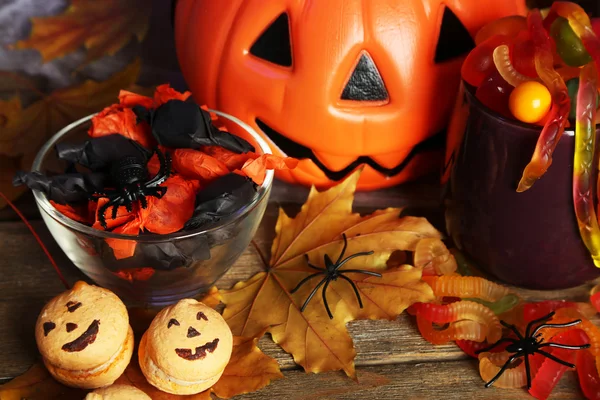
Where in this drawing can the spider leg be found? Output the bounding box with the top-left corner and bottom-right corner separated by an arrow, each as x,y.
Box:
526,311 -> 555,337
474,338 -> 517,354
534,349 -> 576,368
483,352 -> 524,388
531,320 -> 582,338
136,186 -> 148,209
304,254 -> 325,272
98,196 -> 122,229
340,269 -> 382,278
322,280 -> 333,319
335,233 -> 349,265
111,201 -> 120,220
500,320 -> 524,340
290,272 -> 325,293
124,193 -> 133,213
146,148 -> 172,187
339,274 -> 363,309
334,251 -> 375,271
537,342 -> 590,350
525,353 -> 532,389
299,278 -> 327,313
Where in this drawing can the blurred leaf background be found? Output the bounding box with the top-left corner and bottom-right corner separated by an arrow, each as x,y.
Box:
0,0 -> 184,209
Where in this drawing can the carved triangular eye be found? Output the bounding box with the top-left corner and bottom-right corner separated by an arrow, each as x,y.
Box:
250,13 -> 292,67
341,52 -> 388,102
434,6 -> 475,63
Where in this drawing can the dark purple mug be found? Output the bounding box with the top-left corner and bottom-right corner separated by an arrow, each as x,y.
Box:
443,82 -> 600,289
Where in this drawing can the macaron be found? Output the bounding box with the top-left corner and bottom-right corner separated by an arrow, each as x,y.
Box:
35,281 -> 134,389
85,384 -> 151,400
138,299 -> 233,394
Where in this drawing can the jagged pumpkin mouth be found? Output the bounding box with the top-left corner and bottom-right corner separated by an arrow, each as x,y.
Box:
255,118 -> 446,181
175,338 -> 220,361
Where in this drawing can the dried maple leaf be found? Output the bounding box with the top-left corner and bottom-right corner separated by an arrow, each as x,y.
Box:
0,363 -> 84,399
0,59 -> 141,207
12,0 -> 151,65
220,169 -> 439,378
212,330 -> 284,399
200,286 -> 223,309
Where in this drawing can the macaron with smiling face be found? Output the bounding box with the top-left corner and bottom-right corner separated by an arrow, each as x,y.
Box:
85,384 -> 151,400
138,298 -> 233,394
35,281 -> 134,389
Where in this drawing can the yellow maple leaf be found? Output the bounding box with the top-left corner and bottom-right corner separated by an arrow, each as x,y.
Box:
0,59 -> 141,208
220,169 -> 439,379
13,0 -> 151,64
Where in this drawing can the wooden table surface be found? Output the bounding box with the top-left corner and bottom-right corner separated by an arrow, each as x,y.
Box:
0,179 -> 593,399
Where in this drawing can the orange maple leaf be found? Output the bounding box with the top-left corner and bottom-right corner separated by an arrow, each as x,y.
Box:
13,0 -> 151,65
0,59 -> 141,208
220,169 -> 438,379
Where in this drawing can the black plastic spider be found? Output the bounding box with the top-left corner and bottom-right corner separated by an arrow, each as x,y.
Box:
290,233 -> 382,319
94,148 -> 172,229
475,311 -> 590,389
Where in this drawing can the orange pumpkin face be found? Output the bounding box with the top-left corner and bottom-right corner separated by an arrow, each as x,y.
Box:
174,0 -> 526,190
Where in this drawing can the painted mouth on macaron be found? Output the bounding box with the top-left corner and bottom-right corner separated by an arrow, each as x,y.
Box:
175,338 -> 219,361
61,319 -> 100,352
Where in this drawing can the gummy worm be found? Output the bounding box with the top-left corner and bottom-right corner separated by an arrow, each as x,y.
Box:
576,350 -> 600,400
478,351 -> 544,388
414,238 -> 457,276
517,9 -> 570,192
456,339 -> 508,359
417,315 -> 487,345
422,276 -> 510,302
465,294 -> 520,315
524,300 -> 596,322
493,45 -> 534,87
572,63 -> 600,267
540,308 -> 600,356
550,2 -> 600,70
529,329 -> 589,399
413,300 -> 502,343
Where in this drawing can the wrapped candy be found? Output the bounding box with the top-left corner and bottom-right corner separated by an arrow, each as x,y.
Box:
14,84 -> 298,264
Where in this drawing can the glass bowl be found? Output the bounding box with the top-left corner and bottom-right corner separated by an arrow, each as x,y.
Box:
32,110 -> 273,306
443,82 -> 600,290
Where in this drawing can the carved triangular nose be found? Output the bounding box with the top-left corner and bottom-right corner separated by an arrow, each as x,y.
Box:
341,52 -> 388,102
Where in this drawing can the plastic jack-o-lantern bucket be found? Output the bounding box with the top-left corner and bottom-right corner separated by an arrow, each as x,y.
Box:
174,0 -> 527,190
443,82 -> 600,290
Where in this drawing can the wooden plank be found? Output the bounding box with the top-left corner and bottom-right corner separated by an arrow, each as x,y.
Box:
234,360 -> 584,399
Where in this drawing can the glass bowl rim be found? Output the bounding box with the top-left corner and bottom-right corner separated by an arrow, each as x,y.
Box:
31,109 -> 274,242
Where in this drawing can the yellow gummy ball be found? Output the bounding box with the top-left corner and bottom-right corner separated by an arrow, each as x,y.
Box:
509,81 -> 552,123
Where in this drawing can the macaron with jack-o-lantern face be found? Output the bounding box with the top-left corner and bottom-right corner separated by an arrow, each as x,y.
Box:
138,298 -> 233,394
85,384 -> 151,400
35,281 -> 134,389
